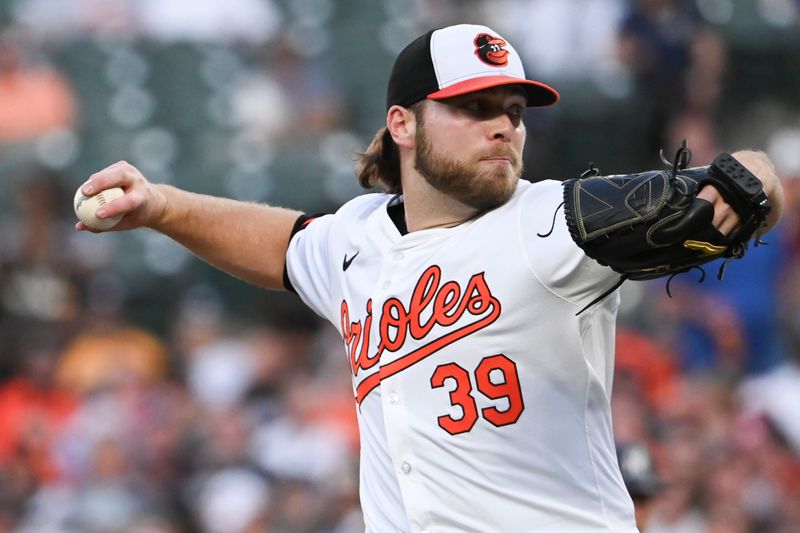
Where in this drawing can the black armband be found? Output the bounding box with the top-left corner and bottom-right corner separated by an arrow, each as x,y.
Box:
283,212 -> 326,293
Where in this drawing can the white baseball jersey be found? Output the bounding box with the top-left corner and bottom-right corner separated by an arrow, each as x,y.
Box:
285,179 -> 639,533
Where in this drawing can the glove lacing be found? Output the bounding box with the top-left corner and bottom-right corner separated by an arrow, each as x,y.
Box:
574,142 -> 702,315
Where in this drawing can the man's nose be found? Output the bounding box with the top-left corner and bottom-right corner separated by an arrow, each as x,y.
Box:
488,112 -> 518,140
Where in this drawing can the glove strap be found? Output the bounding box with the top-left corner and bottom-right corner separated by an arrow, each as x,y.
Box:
710,153 -> 772,216
709,153 -> 772,246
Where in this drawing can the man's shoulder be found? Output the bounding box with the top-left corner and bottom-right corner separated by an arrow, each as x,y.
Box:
296,193 -> 391,241
516,178 -> 564,194
333,192 -> 393,220
504,178 -> 565,210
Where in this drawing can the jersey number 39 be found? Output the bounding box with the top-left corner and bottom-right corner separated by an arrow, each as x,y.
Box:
430,354 -> 524,435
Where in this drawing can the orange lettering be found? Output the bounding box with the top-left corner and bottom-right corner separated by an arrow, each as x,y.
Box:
434,281 -> 461,326
379,298 -> 407,352
341,300 -> 382,376
408,266 -> 440,339
465,273 -> 494,315
341,266 -> 503,404
358,300 -> 380,370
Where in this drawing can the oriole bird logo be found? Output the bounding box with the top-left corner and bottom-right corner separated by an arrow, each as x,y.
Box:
474,33 -> 509,66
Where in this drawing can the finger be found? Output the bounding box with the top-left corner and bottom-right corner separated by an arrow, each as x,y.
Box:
717,213 -> 740,236
697,185 -> 742,235
75,220 -> 103,233
711,204 -> 740,235
81,161 -> 136,195
81,171 -> 119,195
96,191 -> 141,219
696,184 -> 721,204
710,201 -> 728,228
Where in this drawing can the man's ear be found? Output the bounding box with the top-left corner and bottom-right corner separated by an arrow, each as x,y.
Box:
386,104 -> 417,149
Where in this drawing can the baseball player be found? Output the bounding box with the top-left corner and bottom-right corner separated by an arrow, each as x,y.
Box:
78,24 -> 783,532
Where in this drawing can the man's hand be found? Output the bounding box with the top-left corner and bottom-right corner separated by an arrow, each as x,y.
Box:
697,150 -> 785,237
76,161 -> 170,232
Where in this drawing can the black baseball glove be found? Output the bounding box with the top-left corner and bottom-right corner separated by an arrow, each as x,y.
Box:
561,143 -> 772,308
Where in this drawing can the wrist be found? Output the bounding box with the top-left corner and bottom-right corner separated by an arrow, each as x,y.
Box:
149,184 -> 175,231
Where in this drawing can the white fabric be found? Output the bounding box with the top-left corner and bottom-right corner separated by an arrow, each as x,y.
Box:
429,24 -> 527,89
286,180 -> 638,533
739,362 -> 800,454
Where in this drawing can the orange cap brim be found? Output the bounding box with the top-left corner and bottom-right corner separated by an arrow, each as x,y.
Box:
427,76 -> 560,107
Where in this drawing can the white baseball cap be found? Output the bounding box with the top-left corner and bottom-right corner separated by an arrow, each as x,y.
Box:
386,24 -> 560,110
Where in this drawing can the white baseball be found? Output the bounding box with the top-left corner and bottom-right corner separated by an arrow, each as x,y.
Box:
74,186 -> 125,231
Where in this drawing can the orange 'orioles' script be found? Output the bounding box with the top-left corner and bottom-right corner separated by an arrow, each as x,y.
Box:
341,265 -> 502,404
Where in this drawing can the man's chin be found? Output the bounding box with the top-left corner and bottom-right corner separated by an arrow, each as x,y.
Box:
416,150 -> 521,211
460,175 -> 519,211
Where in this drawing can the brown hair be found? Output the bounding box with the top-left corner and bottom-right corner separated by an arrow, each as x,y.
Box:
355,102 -> 425,194
356,127 -> 401,193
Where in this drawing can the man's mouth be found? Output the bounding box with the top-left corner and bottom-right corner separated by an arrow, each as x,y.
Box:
480,151 -> 518,165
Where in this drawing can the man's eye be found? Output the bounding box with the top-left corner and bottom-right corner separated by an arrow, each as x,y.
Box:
507,105 -> 524,118
462,100 -> 485,112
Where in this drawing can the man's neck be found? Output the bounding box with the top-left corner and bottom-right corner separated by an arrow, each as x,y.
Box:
400,170 -> 479,232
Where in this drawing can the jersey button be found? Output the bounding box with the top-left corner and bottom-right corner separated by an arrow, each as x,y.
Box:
382,280 -> 391,290
393,252 -> 404,261
401,462 -> 411,475
388,393 -> 399,404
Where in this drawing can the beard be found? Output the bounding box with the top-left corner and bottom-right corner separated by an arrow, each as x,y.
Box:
414,125 -> 523,211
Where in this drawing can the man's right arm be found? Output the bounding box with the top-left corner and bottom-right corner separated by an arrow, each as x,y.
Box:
77,161 -> 302,290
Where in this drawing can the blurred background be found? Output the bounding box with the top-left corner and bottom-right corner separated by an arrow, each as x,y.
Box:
0,0 -> 798,531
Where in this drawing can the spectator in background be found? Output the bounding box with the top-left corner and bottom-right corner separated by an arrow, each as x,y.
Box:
11,0 -> 281,43
0,169 -> 82,331
645,111 -> 791,376
56,326 -> 168,396
11,0 -> 137,41
0,167 -> 88,391
15,322 -> 197,532
643,378 -> 721,533
187,408 -> 271,533
616,442 -> 663,531
614,328 -> 679,413
736,125 -> 800,458
489,0 -> 625,82
249,374 -> 351,485
0,333 -> 77,528
617,0 -> 725,163
136,0 -> 281,44
738,270 -> 800,483
0,29 -> 75,144
232,36 -> 343,144
766,126 -> 800,254
726,412 -> 800,532
183,330 -> 258,413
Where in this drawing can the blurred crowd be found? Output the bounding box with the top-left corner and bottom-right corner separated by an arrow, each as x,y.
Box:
0,0 -> 799,532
